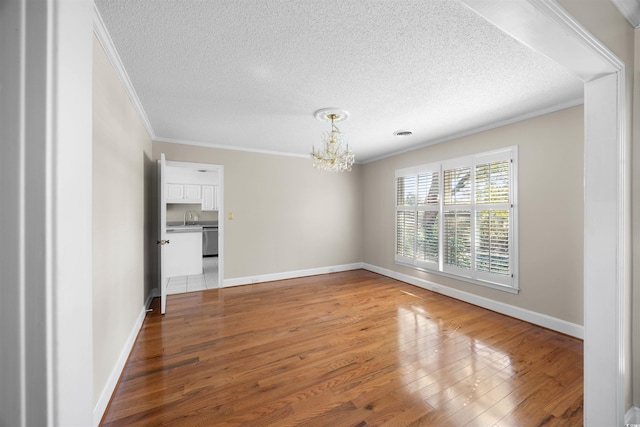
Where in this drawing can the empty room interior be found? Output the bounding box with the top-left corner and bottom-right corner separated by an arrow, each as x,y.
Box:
5,0 -> 640,426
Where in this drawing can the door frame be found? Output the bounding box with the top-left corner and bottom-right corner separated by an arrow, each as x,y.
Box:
159,154 -> 168,313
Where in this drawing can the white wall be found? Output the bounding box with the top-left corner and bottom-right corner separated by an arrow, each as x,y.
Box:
93,35 -> 153,412
1,0 -> 94,425
634,26 -> 640,413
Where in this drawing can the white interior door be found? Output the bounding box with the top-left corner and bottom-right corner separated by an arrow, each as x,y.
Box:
158,153 -> 169,314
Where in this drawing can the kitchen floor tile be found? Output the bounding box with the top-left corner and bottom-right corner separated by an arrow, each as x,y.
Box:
167,283 -> 187,294
187,278 -> 205,289
168,276 -> 187,285
205,275 -> 218,289
165,257 -> 219,295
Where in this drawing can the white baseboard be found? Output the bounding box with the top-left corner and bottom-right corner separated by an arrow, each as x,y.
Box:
222,263 -> 364,288
221,261 -> 582,338
92,293 -> 155,427
626,406 -> 640,425
362,263 -> 584,339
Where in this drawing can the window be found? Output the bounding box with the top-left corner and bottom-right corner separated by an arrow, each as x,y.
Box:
395,147 -> 518,291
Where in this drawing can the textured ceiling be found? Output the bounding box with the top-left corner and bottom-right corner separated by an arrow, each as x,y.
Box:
94,0 -> 584,163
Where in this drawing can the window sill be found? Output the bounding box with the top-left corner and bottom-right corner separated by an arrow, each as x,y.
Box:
394,260 -> 520,295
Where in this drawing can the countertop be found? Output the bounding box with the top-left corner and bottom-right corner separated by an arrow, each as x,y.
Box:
167,225 -> 202,233
166,221 -> 218,233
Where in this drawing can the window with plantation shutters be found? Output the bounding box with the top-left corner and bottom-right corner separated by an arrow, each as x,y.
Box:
395,147 -> 518,291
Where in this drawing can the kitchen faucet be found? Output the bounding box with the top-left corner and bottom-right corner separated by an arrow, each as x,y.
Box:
183,210 -> 195,225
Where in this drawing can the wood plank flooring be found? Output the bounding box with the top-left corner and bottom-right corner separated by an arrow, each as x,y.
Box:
100,270 -> 583,426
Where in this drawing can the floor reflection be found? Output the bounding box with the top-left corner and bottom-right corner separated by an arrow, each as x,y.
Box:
397,305 -> 517,424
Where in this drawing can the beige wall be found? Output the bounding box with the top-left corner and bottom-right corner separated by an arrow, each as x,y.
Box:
92,36 -> 153,405
153,143 -> 364,280
363,106 -> 584,325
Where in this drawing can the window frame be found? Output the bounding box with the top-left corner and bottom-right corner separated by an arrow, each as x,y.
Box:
395,146 -> 519,293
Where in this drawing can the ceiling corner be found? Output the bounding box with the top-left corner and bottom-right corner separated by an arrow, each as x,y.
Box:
612,0 -> 640,28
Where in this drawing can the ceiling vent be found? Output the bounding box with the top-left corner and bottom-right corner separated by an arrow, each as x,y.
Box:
393,130 -> 413,137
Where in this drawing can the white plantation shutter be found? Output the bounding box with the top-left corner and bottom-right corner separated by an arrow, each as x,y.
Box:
396,175 -> 416,263
417,211 -> 439,264
395,148 -> 517,291
475,159 -> 511,282
416,172 -> 439,267
443,166 -> 471,205
417,172 -> 439,206
475,161 -> 510,204
396,167 -> 440,269
396,210 -> 416,259
443,165 -> 472,276
473,155 -> 513,285
397,175 -> 416,207
476,210 -> 510,275
443,210 -> 471,270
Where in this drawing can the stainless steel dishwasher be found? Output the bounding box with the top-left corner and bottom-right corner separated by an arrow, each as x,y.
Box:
202,226 -> 218,257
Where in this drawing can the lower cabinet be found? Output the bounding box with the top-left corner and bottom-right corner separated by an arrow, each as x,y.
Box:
165,232 -> 202,277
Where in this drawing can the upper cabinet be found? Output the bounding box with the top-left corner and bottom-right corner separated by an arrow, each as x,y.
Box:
184,184 -> 202,201
166,183 -> 202,204
201,185 -> 218,211
166,183 -> 184,200
165,164 -> 220,208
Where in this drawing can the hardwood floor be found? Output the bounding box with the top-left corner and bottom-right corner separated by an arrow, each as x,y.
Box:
100,270 -> 583,426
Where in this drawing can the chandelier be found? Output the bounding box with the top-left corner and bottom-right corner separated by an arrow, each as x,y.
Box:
311,108 -> 355,172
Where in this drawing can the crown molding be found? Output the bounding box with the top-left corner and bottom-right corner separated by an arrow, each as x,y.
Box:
92,3 -> 156,139
154,136 -> 311,160
362,96 -> 583,164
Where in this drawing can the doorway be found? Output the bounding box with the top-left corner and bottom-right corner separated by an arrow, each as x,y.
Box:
160,158 -> 224,303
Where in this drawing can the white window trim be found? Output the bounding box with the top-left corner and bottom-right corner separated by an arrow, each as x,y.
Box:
395,146 -> 519,293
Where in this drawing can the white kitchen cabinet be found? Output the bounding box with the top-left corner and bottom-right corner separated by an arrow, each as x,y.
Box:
184,184 -> 201,201
166,183 -> 202,204
201,185 -> 218,211
166,183 -> 184,200
165,231 -> 202,277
